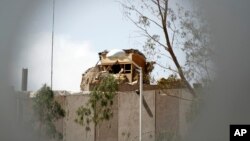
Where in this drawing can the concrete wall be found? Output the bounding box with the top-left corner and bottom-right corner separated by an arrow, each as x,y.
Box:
155,89 -> 180,141
63,94 -> 95,141
118,90 -> 155,141
178,89 -> 193,139
19,88 -> 193,141
96,95 -> 118,141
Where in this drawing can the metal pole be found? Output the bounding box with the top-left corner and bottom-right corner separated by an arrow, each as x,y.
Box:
51,0 -> 55,90
139,67 -> 143,141
21,68 -> 28,91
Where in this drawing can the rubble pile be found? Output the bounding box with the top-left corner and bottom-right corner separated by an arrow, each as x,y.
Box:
80,49 -> 154,91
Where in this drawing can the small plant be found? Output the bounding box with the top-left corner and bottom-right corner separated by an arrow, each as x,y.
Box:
157,74 -> 184,89
33,84 -> 65,140
75,75 -> 118,131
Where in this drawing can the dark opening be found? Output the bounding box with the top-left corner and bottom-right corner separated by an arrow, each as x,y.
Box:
124,64 -> 131,73
111,64 -> 121,74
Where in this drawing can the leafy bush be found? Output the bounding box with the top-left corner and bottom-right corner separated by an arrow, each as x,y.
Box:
33,84 -> 65,140
75,75 -> 118,130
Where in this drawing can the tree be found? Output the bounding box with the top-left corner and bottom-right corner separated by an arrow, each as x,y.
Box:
178,6 -> 214,87
75,75 -> 118,131
33,84 -> 65,140
120,0 -> 213,96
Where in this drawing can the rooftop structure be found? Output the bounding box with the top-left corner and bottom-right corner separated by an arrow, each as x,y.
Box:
80,49 -> 154,91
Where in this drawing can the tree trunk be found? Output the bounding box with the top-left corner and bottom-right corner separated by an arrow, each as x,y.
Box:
168,47 -> 197,97
161,16 -> 196,97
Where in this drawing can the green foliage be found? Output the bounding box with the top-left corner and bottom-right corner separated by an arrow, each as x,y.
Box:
157,74 -> 184,89
75,75 -> 118,130
33,84 -> 65,140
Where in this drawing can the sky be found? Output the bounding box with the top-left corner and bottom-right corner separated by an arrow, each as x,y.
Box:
11,0 -> 189,91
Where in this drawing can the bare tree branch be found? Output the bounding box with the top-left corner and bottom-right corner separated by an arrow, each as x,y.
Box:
156,62 -> 178,73
121,0 -> 198,96
171,30 -> 176,46
119,1 -> 163,29
126,16 -> 168,50
150,0 -> 165,10
156,0 -> 165,24
133,8 -> 163,29
156,51 -> 173,60
163,0 -> 168,23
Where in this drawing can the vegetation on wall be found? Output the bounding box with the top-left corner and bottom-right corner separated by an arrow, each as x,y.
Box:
157,74 -> 184,89
75,75 -> 118,131
33,84 -> 65,140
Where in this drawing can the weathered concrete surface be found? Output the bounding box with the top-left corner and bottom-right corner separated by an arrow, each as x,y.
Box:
118,91 -> 155,141
63,94 -> 95,141
155,89 -> 180,141
118,91 -> 140,141
141,91 -> 155,141
96,95 -> 118,141
178,89 -> 193,140
18,88 -> 193,141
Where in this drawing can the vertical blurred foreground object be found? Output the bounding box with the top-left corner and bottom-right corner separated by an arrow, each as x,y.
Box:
21,68 -> 28,91
51,0 -> 55,90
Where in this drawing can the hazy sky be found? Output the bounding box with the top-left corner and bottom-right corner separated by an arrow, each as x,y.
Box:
11,0 -> 188,91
